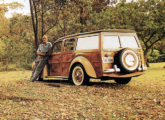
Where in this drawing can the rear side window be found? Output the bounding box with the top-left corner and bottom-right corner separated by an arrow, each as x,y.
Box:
120,36 -> 139,48
64,38 -> 75,51
53,41 -> 62,53
103,36 -> 120,49
76,36 -> 99,50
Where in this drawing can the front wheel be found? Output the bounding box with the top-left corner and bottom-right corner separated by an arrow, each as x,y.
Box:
114,77 -> 131,84
71,64 -> 89,86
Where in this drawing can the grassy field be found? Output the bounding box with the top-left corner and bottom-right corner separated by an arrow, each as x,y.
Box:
0,63 -> 165,120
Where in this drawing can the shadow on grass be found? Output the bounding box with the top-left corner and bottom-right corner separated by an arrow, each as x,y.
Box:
87,82 -> 130,90
40,79 -> 127,89
41,80 -> 70,87
0,94 -> 42,102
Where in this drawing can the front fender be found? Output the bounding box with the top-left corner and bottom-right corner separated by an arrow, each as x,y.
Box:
69,56 -> 97,78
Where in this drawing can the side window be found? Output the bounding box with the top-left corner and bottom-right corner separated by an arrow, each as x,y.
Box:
64,38 -> 75,51
120,36 -> 139,48
103,36 -> 120,49
53,41 -> 62,53
76,35 -> 99,50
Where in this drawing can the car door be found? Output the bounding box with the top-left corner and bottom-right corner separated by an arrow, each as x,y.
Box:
61,38 -> 76,76
48,41 -> 63,76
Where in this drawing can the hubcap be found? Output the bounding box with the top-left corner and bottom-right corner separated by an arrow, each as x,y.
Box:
73,66 -> 84,85
125,54 -> 135,67
75,69 -> 83,82
122,49 -> 139,71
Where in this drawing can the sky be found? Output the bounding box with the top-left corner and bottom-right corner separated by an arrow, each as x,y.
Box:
0,0 -> 136,18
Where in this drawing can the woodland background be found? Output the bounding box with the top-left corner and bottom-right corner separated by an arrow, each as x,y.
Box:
0,0 -> 165,71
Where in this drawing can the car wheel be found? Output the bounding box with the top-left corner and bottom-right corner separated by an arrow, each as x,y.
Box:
114,77 -> 131,84
115,48 -> 139,73
72,64 -> 89,86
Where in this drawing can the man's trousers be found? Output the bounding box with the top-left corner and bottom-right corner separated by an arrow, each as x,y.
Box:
30,56 -> 48,82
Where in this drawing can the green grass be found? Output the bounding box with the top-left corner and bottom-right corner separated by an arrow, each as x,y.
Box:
0,62 -> 32,71
0,63 -> 165,120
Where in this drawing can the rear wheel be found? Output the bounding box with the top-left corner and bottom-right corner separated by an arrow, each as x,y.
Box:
114,77 -> 131,84
71,64 -> 89,86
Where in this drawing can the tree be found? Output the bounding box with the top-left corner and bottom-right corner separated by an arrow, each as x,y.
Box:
119,0 -> 165,63
28,0 -> 165,63
85,0 -> 165,64
0,2 -> 23,64
29,0 -> 67,49
29,0 -> 39,49
29,0 -> 118,47
0,14 -> 35,68
0,3 -> 9,38
0,2 -> 23,38
103,0 -> 165,64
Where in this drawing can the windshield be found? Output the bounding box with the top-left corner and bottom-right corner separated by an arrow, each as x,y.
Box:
103,35 -> 139,49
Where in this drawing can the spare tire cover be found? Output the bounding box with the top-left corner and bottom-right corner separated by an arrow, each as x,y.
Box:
115,48 -> 139,73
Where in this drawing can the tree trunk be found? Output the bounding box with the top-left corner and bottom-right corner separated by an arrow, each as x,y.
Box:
41,0 -> 44,42
29,0 -> 38,50
0,56 -> 2,62
80,7 -> 84,32
144,48 -> 151,67
6,58 -> 8,71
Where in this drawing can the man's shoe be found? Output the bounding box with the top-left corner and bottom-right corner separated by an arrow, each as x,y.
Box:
30,79 -> 36,82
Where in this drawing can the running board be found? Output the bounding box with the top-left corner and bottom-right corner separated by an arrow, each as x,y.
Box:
44,76 -> 68,80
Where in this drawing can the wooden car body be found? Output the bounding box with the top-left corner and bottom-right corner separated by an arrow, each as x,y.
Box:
39,29 -> 147,85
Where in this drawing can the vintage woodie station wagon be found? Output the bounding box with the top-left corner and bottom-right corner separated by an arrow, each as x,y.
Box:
39,29 -> 147,85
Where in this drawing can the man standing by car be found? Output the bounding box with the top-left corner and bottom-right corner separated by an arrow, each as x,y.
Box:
30,35 -> 52,82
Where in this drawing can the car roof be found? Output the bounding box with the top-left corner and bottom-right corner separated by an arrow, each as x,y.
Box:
54,29 -> 136,43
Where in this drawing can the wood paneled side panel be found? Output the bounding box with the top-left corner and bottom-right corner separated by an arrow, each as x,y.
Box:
76,51 -> 103,77
61,52 -> 74,76
48,54 -> 61,76
49,54 -> 61,63
88,52 -> 102,77
49,63 -> 61,76
62,54 -> 73,62
61,62 -> 70,76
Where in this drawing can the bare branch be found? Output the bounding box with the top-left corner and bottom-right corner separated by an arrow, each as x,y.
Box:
44,20 -> 58,35
146,31 -> 157,43
149,35 -> 165,48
